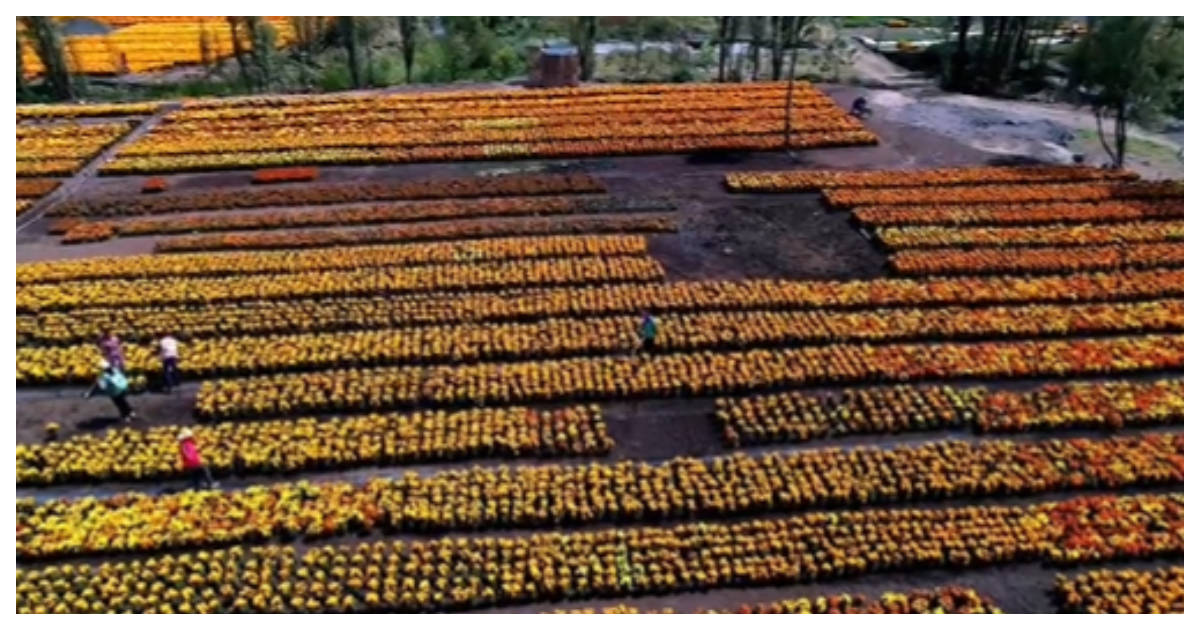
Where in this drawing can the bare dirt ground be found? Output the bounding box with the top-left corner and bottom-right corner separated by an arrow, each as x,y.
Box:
14,84 -> 1183,613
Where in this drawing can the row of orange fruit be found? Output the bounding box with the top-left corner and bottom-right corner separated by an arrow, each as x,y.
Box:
17,405 -> 612,486
19,234 -> 650,284
191,335 -> 1183,419
16,300 -> 1182,385
715,379 -> 1182,447
16,434 -> 1181,559
16,268 -> 1182,346
15,493 -> 1182,612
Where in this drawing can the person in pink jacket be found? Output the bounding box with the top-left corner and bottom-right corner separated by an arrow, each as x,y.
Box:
178,428 -> 218,490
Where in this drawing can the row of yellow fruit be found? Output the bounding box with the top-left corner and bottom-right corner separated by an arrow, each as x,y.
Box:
16,102 -> 161,119
17,235 -> 649,284
15,493 -> 1182,613
16,268 -> 1184,344
15,434 -> 1181,559
169,82 -> 830,118
52,172 -> 607,217
876,220 -> 1183,250
725,165 -> 1136,192
17,405 -> 612,486
1056,567 -> 1183,614
111,195 -> 674,236
890,242 -> 1184,275
99,131 -> 879,174
852,200 -> 1183,227
17,300 -> 1183,385
16,158 -> 87,177
152,103 -> 839,139
151,216 -> 677,253
16,256 -> 666,312
192,335 -> 1183,419
16,121 -> 132,159
823,180 -> 1183,208
125,114 -> 866,156
552,587 -> 1004,613
715,379 -> 1183,447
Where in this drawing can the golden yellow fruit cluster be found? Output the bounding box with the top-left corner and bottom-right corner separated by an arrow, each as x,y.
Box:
17,405 -> 612,486
725,165 -> 1136,192
16,300 -> 1183,385
16,268 -> 1184,346
15,435 -> 1181,559
1056,567 -> 1183,614
193,335 -> 1183,420
877,220 -> 1183,250
553,586 -> 1004,613
716,378 -> 1184,446
891,242 -> 1184,275
16,256 -> 666,312
14,493 -> 1181,613
17,235 -> 648,284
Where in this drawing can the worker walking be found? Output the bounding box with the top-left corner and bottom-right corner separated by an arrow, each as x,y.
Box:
84,359 -> 137,423
178,428 -> 218,490
159,332 -> 181,393
637,311 -> 659,354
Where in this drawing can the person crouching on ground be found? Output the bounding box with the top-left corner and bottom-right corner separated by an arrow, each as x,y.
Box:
178,428 -> 218,490
84,359 -> 137,423
159,331 -> 180,393
638,311 -> 659,354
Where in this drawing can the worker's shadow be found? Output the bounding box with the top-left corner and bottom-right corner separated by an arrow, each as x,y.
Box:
74,415 -> 123,431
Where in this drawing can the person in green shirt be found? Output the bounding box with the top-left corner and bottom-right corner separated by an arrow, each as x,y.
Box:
637,311 -> 659,354
84,359 -> 137,423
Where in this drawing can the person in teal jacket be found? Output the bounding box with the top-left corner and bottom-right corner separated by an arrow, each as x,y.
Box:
638,311 -> 659,354
84,359 -> 137,423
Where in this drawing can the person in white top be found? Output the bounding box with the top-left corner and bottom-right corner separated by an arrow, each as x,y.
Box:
159,332 -> 181,393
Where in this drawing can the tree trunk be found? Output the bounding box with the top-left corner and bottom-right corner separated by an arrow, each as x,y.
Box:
769,17 -> 785,80
227,17 -> 252,89
1115,104 -> 1128,168
1001,17 -> 1028,83
976,16 -> 996,83
749,17 -> 763,80
784,46 -> 800,151
17,30 -> 30,99
339,17 -> 362,88
23,17 -> 74,100
363,20 -> 374,86
576,16 -> 597,81
397,17 -> 418,83
950,17 -> 971,89
245,17 -> 273,90
717,17 -> 730,81
727,17 -> 742,81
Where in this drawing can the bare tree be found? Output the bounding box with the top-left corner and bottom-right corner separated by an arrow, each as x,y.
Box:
572,16 -> 598,81
717,17 -> 730,81
338,16 -> 363,88
22,17 -> 73,100
396,17 -> 419,83
227,17 -> 253,89
749,17 -> 764,80
17,27 -> 31,99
